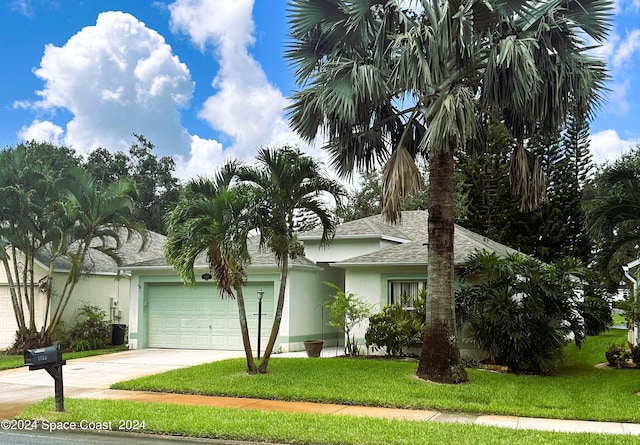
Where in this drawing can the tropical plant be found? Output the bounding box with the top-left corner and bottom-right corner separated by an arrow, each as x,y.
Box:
605,341 -> 630,369
46,167 -> 148,334
287,0 -> 610,382
164,162 -> 259,373
365,292 -> 426,357
68,303 -> 111,352
237,146 -> 343,373
0,144 -> 146,351
456,251 -> 586,374
323,282 -> 373,356
585,146 -> 640,285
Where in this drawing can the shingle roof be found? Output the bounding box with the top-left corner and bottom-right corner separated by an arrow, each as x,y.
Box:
35,230 -> 166,275
123,236 -> 318,270
331,210 -> 518,266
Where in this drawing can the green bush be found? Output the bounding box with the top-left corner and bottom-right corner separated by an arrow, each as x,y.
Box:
323,282 -> 373,356
456,251 -> 586,375
365,292 -> 425,357
605,341 -> 630,368
629,345 -> 640,366
68,303 -> 110,352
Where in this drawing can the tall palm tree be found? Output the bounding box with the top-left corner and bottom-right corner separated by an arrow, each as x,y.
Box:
47,167 -> 148,335
164,162 -> 260,374
586,149 -> 640,280
287,0 -> 610,382
238,146 -> 343,374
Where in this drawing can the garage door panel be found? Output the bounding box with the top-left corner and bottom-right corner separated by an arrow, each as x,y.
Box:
147,282 -> 273,350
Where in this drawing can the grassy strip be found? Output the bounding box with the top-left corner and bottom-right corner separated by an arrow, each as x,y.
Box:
112,330 -> 640,423
18,398 -> 638,445
0,346 -> 128,371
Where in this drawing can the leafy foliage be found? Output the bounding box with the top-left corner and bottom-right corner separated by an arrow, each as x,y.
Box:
84,134 -> 180,234
323,282 -> 373,356
68,303 -> 111,352
584,145 -> 640,286
456,251 -> 587,374
365,292 -> 426,357
286,0 -> 611,383
605,341 -> 630,369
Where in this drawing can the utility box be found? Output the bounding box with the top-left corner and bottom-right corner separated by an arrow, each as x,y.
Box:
24,344 -> 65,370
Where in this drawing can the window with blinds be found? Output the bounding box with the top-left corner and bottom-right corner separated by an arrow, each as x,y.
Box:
388,281 -> 427,308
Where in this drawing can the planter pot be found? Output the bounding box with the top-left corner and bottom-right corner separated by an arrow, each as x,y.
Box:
303,340 -> 324,358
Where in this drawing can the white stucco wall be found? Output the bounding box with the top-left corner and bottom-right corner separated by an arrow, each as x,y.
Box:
303,238 -> 400,263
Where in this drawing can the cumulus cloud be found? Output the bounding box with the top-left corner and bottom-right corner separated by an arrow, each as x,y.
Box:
590,129 -> 640,164
18,119 -> 64,145
168,0 -> 317,176
22,11 -> 194,156
613,28 -> 640,70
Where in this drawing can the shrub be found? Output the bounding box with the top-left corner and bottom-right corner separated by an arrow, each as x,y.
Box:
365,293 -> 425,357
323,282 -> 373,356
606,341 -> 631,368
456,251 -> 586,375
630,345 -> 640,366
68,303 -> 110,352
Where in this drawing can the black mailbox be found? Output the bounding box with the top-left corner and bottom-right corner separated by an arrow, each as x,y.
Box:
24,344 -> 64,370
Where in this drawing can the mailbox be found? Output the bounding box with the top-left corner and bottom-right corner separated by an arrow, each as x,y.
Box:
24,344 -> 64,370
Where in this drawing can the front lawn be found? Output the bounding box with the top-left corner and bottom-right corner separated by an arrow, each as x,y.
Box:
18,398 -> 637,445
0,345 -> 128,371
112,329 -> 640,423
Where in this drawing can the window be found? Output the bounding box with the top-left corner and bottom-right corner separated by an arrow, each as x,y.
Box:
388,280 -> 426,308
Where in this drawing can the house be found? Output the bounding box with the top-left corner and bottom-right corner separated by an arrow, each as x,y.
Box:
124,210 -> 518,354
0,231 -> 164,349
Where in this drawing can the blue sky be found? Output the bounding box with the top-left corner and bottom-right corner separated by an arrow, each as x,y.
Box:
0,0 -> 639,180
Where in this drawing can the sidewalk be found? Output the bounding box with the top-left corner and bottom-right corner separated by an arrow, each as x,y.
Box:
74,388 -> 640,436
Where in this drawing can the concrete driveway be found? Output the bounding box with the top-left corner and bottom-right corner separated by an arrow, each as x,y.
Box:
0,349 -> 244,418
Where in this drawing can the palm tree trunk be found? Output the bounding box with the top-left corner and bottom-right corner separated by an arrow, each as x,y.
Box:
233,277 -> 258,374
257,254 -> 288,374
416,143 -> 468,384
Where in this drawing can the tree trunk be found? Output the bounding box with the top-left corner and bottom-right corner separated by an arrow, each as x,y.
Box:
257,253 -> 288,374
416,143 -> 468,384
233,277 -> 258,374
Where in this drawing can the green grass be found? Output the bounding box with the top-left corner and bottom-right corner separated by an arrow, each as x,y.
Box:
18,398 -> 639,445
0,345 -> 128,371
112,330 -> 640,423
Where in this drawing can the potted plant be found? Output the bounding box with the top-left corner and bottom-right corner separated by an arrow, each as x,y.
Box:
303,339 -> 324,357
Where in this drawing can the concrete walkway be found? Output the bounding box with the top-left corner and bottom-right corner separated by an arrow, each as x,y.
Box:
2,349 -> 640,436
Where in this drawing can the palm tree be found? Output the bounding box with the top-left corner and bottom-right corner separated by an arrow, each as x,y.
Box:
586,148 -> 640,280
46,167 -> 148,335
164,162 -> 259,374
238,146 -> 343,373
287,0 -> 610,382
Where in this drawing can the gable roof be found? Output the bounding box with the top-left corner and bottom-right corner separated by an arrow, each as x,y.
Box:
35,230 -> 166,275
325,210 -> 518,267
123,236 -> 319,271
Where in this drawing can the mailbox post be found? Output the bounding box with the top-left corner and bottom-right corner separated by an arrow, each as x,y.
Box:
24,341 -> 66,412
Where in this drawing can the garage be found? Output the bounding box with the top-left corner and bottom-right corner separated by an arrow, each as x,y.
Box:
146,281 -> 274,350
0,287 -> 17,349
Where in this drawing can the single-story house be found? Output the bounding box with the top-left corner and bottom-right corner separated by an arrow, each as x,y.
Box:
0,231 -> 164,349
124,210 -> 518,354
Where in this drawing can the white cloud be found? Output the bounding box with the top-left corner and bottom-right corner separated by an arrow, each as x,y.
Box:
23,11 -> 195,156
613,29 -> 640,70
168,0 -> 307,167
18,119 -> 63,145
590,129 -> 640,164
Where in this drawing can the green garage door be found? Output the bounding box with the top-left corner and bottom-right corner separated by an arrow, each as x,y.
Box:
147,282 -> 273,350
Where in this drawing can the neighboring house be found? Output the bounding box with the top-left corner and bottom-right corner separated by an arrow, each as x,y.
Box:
125,210 -> 518,354
0,231 -> 163,349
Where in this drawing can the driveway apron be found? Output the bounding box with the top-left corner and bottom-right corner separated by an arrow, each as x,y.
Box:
0,349 -> 244,418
